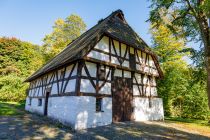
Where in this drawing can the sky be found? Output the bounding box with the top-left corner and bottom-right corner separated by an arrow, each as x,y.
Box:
0,0 -> 153,46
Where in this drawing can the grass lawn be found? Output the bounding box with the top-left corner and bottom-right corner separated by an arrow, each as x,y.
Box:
0,101 -> 25,116
165,117 -> 210,135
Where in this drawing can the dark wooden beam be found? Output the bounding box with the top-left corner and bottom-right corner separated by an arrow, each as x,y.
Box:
75,61 -> 84,96
84,57 -> 159,77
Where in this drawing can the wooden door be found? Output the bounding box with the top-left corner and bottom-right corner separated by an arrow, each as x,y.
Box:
44,91 -> 50,116
112,77 -> 133,122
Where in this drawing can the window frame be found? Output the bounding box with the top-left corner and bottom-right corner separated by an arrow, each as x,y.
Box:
38,98 -> 42,106
29,98 -> 32,106
96,98 -> 103,112
149,98 -> 152,108
98,65 -> 106,80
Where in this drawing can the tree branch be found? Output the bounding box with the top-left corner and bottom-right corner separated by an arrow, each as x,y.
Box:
184,0 -> 198,18
172,7 -> 190,24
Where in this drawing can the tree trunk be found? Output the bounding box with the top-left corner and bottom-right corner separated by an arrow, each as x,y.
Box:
198,16 -> 210,108
207,55 -> 210,108
206,23 -> 210,108
207,19 -> 210,108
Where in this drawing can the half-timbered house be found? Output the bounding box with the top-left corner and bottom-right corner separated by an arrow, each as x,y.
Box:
25,10 -> 164,129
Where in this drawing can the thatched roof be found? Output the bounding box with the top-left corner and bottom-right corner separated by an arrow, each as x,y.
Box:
26,10 -> 163,82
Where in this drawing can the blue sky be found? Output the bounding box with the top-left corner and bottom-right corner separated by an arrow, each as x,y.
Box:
0,0 -> 153,46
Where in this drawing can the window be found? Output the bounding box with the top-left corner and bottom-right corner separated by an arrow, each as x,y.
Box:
149,98 -> 152,108
38,98 -> 42,106
96,98 -> 103,112
29,98 -> 32,106
98,66 -> 106,80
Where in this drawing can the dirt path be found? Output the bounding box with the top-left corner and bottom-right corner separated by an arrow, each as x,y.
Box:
0,113 -> 210,140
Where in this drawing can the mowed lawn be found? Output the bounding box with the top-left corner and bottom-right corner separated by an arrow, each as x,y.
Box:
0,101 -> 25,116
0,101 -> 210,140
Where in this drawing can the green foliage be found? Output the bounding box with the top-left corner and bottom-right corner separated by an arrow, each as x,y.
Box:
148,0 -> 210,108
0,74 -> 27,101
151,22 -> 210,120
151,23 -> 189,69
43,14 -> 86,60
148,0 -> 209,42
0,14 -> 86,102
158,67 -> 209,120
0,37 -> 44,102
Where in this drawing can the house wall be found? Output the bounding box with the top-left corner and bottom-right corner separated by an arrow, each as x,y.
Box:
25,96 -> 112,129
28,63 -> 78,98
25,35 -> 164,130
26,62 -> 78,117
80,61 -> 112,94
133,97 -> 164,121
74,96 -> 112,129
85,36 -> 164,122
87,36 -> 159,76
47,96 -> 78,126
25,97 -> 45,114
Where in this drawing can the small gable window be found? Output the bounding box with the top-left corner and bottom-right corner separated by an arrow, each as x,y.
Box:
96,98 -> 103,112
149,98 -> 152,108
38,98 -> 42,106
98,66 -> 106,80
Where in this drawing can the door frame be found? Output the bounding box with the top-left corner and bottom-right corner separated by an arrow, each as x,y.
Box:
44,88 -> 51,116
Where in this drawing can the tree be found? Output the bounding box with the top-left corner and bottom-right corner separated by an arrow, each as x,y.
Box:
150,23 -> 189,116
151,22 -> 210,119
43,14 -> 86,60
151,24 -> 189,69
148,0 -> 210,108
0,37 -> 44,101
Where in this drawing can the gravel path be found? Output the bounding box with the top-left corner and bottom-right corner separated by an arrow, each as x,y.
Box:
0,113 -> 209,140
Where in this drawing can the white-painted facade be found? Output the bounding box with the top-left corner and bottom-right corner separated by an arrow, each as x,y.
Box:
25,96 -> 112,129
25,97 -> 45,114
25,35 -> 164,130
133,97 -> 164,121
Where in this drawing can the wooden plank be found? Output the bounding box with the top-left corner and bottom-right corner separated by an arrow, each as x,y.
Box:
111,39 -> 122,64
98,66 -> 111,91
109,37 -> 111,62
96,64 -> 100,94
75,61 -> 84,96
55,70 -> 59,95
60,67 -> 66,94
134,74 -> 142,96
83,62 -> 96,89
63,63 -> 76,93
93,48 -> 130,61
84,57 -> 159,77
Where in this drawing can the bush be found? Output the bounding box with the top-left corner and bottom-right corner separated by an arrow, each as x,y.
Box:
158,67 -> 210,120
0,74 -> 28,102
